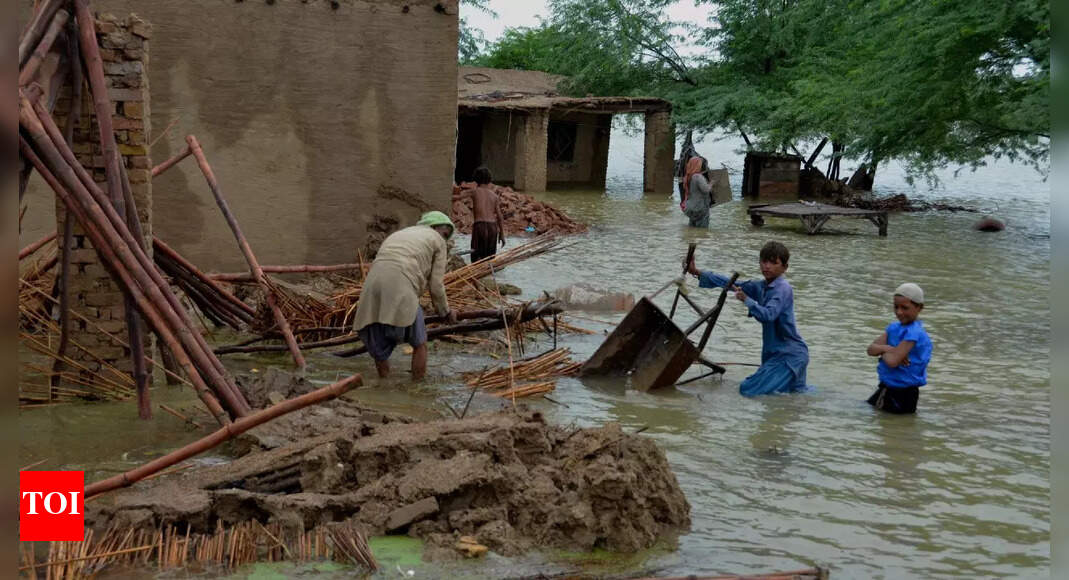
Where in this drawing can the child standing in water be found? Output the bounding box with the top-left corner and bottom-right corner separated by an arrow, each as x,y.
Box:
866,283 -> 933,414
687,241 -> 810,396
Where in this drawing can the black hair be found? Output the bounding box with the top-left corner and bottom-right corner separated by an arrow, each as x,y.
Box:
759,241 -> 790,266
473,166 -> 492,185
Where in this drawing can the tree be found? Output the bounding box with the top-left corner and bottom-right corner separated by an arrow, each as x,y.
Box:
459,0 -> 495,64
474,0 -> 1049,183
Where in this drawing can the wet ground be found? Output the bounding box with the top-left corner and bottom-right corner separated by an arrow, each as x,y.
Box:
20,127 -> 1050,578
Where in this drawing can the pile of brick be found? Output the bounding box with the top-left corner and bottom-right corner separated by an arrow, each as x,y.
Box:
452,183 -> 587,236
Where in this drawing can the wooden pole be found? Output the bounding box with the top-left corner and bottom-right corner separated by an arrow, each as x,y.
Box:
150,145 -> 191,178
208,263 -> 366,281
18,231 -> 56,260
53,13 -> 83,393
119,162 -> 152,418
17,0 -> 63,67
185,135 -> 305,368
215,302 -> 564,356
84,374 -> 362,499
668,243 -> 696,319
18,133 -> 230,426
694,272 -> 740,351
17,9 -> 69,87
152,237 -> 255,318
28,97 -> 249,418
75,0 -> 153,418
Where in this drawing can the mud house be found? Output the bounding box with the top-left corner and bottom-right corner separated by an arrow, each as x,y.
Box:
456,67 -> 674,194
20,0 -> 459,271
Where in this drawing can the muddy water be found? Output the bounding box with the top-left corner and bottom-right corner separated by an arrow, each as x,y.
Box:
19,128 -> 1049,579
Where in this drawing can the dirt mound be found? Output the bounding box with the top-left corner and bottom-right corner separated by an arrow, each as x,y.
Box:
452,183 -> 588,236
88,409 -> 690,559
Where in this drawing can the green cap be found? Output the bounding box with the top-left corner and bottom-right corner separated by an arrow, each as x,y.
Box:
417,211 -> 455,238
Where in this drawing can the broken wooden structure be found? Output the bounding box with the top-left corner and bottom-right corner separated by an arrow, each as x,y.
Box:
742,152 -> 802,200
581,257 -> 737,390
748,202 -> 889,236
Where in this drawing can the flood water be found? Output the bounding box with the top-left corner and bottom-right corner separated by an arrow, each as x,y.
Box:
19,126 -> 1050,578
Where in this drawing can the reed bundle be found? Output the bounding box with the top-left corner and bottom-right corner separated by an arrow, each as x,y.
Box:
489,380 -> 557,399
464,348 -> 580,390
20,520 -> 377,578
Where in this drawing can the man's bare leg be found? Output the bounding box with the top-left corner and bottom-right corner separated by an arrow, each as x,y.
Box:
375,359 -> 390,378
411,343 -> 428,380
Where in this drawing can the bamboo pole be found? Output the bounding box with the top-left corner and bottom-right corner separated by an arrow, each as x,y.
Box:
119,161 -> 151,418
76,0 -> 153,419
150,145 -> 191,178
28,100 -> 249,417
18,231 -> 56,260
84,374 -> 362,499
18,9 -> 69,87
52,18 -> 83,395
26,104 -> 237,412
152,237 -> 255,317
17,0 -> 63,67
214,302 -> 563,355
185,135 -> 305,368
17,130 -> 230,426
208,263 -> 366,281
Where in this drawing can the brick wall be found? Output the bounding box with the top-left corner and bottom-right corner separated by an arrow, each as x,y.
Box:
52,13 -> 152,382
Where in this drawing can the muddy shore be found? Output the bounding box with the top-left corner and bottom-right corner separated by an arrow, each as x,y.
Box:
88,371 -> 691,560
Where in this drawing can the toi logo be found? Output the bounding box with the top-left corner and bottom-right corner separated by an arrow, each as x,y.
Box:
20,471 -> 85,541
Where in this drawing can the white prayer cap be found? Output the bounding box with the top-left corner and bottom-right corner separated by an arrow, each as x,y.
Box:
894,283 -> 924,304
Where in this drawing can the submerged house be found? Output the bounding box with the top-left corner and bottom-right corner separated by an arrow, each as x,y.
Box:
456,67 -> 675,194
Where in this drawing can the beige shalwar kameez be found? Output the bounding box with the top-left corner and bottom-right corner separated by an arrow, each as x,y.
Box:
352,225 -> 450,331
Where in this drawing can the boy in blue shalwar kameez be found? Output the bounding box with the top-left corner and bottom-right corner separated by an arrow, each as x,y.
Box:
686,241 -> 810,396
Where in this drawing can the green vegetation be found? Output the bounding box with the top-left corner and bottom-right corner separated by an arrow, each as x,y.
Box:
466,0 -> 1049,183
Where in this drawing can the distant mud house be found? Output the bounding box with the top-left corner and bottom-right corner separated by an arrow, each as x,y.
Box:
456,67 -> 674,194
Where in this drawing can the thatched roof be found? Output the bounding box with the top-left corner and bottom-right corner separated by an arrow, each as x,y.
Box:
458,67 -> 669,114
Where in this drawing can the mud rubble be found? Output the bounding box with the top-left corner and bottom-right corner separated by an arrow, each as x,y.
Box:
452,182 -> 588,236
89,372 -> 690,559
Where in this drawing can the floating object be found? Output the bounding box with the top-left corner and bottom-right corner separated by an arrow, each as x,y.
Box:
974,216 -> 1005,232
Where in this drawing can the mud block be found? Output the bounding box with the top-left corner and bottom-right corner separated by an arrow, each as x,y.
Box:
386,497 -> 439,532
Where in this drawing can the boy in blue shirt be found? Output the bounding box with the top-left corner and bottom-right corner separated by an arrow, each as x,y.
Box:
686,241 -> 810,396
866,283 -> 933,414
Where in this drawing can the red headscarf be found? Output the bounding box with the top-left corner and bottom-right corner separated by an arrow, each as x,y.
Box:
680,157 -> 705,211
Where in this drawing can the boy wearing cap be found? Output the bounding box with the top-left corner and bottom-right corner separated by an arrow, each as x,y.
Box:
353,211 -> 459,380
866,283 -> 933,414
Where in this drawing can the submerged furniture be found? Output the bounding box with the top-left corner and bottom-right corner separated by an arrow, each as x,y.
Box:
748,202 -> 888,236
580,269 -> 737,391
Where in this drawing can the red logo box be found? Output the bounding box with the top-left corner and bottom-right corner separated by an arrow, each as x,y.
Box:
20,471 -> 85,541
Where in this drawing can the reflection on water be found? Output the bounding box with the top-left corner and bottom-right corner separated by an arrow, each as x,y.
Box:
19,131 -> 1049,578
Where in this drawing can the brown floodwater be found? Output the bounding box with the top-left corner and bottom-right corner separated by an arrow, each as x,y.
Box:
19,130 -> 1050,578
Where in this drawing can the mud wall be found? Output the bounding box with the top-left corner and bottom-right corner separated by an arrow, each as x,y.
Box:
547,112 -> 610,188
20,0 -> 459,271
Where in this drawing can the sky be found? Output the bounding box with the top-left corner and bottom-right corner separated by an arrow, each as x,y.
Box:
462,0 -> 715,45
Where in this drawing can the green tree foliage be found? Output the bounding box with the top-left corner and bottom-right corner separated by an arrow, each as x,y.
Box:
459,0 -> 495,64
475,0 -> 1049,180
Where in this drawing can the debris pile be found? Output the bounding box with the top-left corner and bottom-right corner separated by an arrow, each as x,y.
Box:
802,168 -> 975,212
87,409 -> 691,559
452,182 -> 587,236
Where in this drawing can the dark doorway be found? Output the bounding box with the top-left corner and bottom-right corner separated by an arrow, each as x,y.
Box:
455,115 -> 484,183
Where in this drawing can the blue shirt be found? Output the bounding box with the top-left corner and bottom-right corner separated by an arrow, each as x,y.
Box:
698,271 -> 809,370
877,320 -> 932,388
